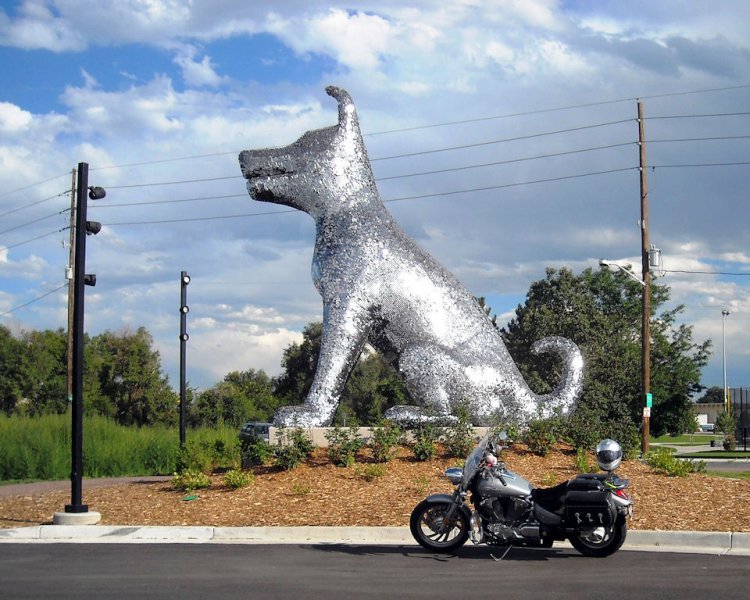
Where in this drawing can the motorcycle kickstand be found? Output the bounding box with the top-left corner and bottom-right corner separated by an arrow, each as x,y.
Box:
489,544 -> 513,561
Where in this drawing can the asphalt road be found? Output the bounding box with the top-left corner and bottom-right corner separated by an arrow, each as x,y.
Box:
1,543 -> 748,599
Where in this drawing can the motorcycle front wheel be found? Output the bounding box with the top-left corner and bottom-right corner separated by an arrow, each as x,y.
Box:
410,499 -> 469,553
569,516 -> 627,557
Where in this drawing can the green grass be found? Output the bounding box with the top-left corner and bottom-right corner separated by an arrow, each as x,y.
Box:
0,413 -> 240,481
650,433 -> 722,445
679,451 -> 750,459
706,470 -> 750,480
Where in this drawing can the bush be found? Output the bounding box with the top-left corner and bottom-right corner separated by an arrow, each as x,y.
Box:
355,463 -> 387,481
369,420 -> 403,462
176,430 -> 241,473
411,424 -> 441,461
241,436 -> 274,467
171,468 -> 212,492
523,418 -> 563,456
325,426 -> 364,467
444,414 -> 475,458
223,468 -> 254,489
574,447 -> 594,473
645,447 -> 705,477
274,428 -> 313,470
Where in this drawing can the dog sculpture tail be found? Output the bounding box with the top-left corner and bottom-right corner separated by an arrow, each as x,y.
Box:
526,336 -> 584,418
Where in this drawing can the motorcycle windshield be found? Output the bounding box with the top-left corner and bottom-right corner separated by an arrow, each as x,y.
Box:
462,435 -> 488,487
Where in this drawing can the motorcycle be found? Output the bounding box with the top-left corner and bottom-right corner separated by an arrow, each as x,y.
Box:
410,434 -> 633,557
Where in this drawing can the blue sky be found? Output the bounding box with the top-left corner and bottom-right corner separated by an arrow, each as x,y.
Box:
1,0 -> 749,396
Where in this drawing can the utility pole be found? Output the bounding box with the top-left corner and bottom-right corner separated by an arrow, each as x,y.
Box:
638,100 -> 651,455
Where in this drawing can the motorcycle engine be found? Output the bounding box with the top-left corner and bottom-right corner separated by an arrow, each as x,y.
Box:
477,496 -> 531,523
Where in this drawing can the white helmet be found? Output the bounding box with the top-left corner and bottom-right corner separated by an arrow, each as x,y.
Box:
596,439 -> 623,471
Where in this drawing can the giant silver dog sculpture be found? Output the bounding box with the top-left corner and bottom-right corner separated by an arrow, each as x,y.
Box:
239,86 -> 583,427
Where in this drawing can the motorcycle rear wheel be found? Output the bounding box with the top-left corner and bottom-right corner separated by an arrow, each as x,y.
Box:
410,499 -> 469,553
569,516 -> 627,557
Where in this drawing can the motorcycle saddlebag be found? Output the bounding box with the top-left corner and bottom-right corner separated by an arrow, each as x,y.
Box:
563,490 -> 615,528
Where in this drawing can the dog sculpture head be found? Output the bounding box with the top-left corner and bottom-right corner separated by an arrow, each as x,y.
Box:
239,86 -> 377,218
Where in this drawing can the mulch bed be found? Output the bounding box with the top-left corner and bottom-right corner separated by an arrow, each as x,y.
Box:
1,444 -> 748,531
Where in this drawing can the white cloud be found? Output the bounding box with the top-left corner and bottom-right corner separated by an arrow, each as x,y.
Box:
0,102 -> 32,132
173,45 -> 227,88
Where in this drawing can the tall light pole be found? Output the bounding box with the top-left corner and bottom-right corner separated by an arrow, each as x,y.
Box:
54,162 -> 104,525
179,271 -> 190,447
722,309 -> 730,411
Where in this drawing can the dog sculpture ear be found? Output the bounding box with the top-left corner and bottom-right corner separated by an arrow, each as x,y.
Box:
325,86 -> 358,136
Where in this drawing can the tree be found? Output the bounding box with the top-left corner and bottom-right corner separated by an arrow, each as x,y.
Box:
0,325 -> 28,414
22,328 -> 68,415
501,267 -> 710,443
87,327 -> 177,426
697,386 -> 725,404
272,322 -> 322,406
194,369 -> 277,427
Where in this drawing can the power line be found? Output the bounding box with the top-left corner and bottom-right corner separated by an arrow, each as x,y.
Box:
365,83 -> 750,136
0,190 -> 69,220
371,119 -> 633,162
0,283 -> 68,317
378,142 -> 634,181
92,192 -> 248,209
384,167 -> 636,203
649,111 -> 750,120
664,269 -> 750,276
0,173 -> 69,201
0,208 -> 68,237
650,134 -> 750,143
0,228 -> 67,253
652,161 -> 750,169
105,174 -> 239,190
103,166 -> 637,227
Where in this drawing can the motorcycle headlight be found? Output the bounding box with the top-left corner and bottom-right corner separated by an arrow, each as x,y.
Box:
444,467 -> 463,484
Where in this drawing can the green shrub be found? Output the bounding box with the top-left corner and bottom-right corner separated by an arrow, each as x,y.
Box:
444,414 -> 475,458
223,468 -> 254,489
355,463 -> 387,481
369,420 -> 403,462
411,424 -> 441,461
171,468 -> 212,492
574,447 -> 594,473
241,436 -> 274,467
523,418 -> 563,456
325,426 -> 364,467
645,447 -> 705,477
274,428 -> 313,470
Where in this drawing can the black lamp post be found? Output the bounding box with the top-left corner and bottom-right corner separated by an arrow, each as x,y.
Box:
179,271 -> 190,447
57,162 -> 103,522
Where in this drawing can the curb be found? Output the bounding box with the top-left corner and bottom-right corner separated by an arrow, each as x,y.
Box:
0,526 -> 748,555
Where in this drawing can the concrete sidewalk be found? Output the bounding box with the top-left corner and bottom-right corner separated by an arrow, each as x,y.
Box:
0,525 -> 748,556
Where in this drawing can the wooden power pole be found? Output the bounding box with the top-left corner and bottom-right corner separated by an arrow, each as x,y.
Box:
638,100 -> 651,455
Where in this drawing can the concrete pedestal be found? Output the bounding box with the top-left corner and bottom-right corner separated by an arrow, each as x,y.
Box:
53,511 -> 101,525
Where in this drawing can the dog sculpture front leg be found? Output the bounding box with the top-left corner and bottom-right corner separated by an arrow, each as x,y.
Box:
274,299 -> 371,427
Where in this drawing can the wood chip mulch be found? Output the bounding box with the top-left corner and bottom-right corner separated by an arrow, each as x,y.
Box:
1,444 -> 748,532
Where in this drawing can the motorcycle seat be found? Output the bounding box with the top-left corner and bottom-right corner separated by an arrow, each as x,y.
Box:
531,481 -> 568,513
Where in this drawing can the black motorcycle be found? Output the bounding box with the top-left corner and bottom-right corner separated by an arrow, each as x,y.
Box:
410,435 -> 633,557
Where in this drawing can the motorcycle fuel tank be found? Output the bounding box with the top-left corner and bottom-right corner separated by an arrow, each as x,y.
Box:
476,469 -> 532,498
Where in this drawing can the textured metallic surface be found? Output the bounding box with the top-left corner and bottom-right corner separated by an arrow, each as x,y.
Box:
239,86 -> 583,427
